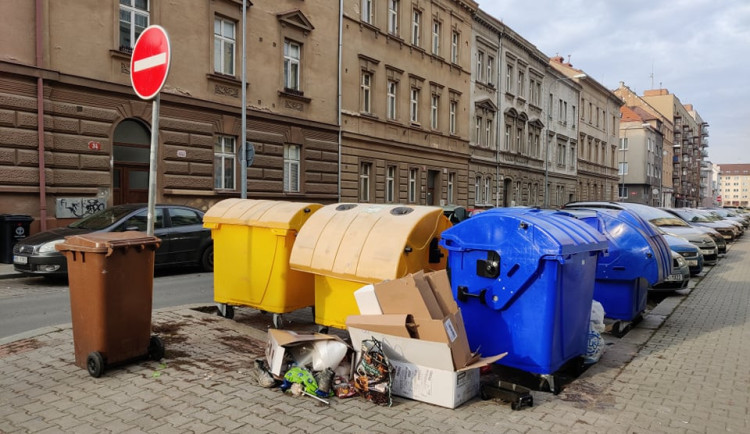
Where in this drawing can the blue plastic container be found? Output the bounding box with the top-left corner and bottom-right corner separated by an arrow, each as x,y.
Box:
440,208 -> 608,375
557,209 -> 672,321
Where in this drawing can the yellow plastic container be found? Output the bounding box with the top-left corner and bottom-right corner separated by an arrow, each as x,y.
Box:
289,203 -> 451,329
203,199 -> 322,321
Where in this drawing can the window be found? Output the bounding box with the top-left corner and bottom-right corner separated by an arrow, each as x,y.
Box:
119,0 -> 149,51
169,208 -> 201,227
475,176 -> 482,204
432,20 -> 441,55
284,145 -> 301,192
214,17 -> 235,75
409,168 -> 418,202
386,166 -> 396,203
487,56 -> 494,86
360,162 -> 371,202
475,116 -> 482,146
431,94 -> 439,129
361,0 -> 373,24
557,143 -> 566,165
485,119 -> 493,148
387,0 -> 399,35
619,137 -> 628,150
410,88 -> 420,123
449,101 -> 457,134
476,51 -> 484,82
411,10 -> 421,46
387,80 -> 397,120
121,208 -> 163,231
516,127 -> 523,152
448,173 -> 455,204
504,124 -> 511,151
214,136 -> 236,190
284,40 -> 301,91
618,162 -> 628,175
451,31 -> 459,63
506,65 -> 513,93
361,72 -> 372,113
517,70 -> 524,96
484,177 -> 491,204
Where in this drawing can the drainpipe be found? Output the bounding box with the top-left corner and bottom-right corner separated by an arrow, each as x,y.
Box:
35,0 -> 47,230
337,0 -> 343,202
495,26 -> 503,207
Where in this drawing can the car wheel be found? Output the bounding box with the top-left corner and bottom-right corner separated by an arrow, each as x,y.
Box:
200,244 -> 214,272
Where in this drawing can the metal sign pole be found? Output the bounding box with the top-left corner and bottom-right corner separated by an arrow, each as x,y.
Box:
147,94 -> 160,236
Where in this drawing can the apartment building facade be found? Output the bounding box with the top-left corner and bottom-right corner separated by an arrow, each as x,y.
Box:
550,57 -> 621,203
718,164 -> 750,207
618,106 -> 664,205
1,0 -> 341,231
340,0 -> 477,206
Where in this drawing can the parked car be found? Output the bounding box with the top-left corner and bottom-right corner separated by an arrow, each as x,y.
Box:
563,202 -> 718,265
651,250 -> 691,292
656,229 -> 704,276
703,207 -> 748,231
12,204 -> 213,278
661,207 -> 739,242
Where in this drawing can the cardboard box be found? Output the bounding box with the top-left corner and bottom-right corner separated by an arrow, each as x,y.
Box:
347,326 -> 505,408
265,329 -> 349,376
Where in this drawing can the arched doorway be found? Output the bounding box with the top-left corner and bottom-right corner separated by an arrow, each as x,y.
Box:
113,119 -> 150,205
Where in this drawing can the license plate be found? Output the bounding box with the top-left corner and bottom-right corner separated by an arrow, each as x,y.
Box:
665,274 -> 683,282
13,255 -> 28,265
687,259 -> 698,266
700,249 -> 715,255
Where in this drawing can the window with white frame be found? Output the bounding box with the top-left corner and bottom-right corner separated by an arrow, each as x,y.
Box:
476,50 -> 484,82
361,71 -> 372,113
360,162 -> 371,201
506,64 -> 513,93
449,100 -> 457,134
214,17 -> 235,75
409,168 -> 418,202
119,0 -> 149,51
410,88 -> 420,123
432,20 -> 441,55
485,119 -> 493,148
487,56 -> 494,86
619,137 -> 628,150
283,40 -> 301,91
557,143 -> 566,165
431,94 -> 439,129
475,116 -> 482,146
618,161 -> 628,175
504,124 -> 511,151
448,172 -> 455,203
361,0 -> 373,24
387,0 -> 399,35
484,177 -> 491,204
411,9 -> 421,46
387,80 -> 397,120
517,70 -> 525,96
214,135 -> 236,190
284,144 -> 300,192
386,165 -> 396,203
475,176 -> 482,204
516,127 -> 523,152
451,31 -> 459,63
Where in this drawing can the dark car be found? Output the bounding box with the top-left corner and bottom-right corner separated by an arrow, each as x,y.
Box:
12,204 -> 213,277
661,207 -> 739,242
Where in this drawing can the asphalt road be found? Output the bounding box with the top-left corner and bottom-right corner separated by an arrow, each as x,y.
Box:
0,269 -> 214,340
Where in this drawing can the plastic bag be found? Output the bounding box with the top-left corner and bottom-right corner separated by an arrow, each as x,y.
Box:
590,300 -> 606,333
583,327 -> 604,364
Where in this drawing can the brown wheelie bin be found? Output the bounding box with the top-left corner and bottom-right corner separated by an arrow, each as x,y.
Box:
56,231 -> 163,377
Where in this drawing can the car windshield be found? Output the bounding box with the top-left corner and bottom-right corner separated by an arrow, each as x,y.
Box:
679,210 -> 711,223
69,207 -> 136,230
650,217 -> 690,227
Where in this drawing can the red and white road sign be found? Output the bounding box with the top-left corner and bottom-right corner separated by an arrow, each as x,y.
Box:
130,25 -> 171,100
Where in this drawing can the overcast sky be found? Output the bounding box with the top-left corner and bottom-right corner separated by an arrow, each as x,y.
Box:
481,0 -> 750,165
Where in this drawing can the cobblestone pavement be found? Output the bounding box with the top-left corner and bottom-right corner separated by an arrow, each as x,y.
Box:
1,237 -> 749,433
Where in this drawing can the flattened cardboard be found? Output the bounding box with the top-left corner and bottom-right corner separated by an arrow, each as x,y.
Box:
345,314 -> 416,338
410,270 -> 446,319
373,277 -> 435,319
265,329 -> 349,376
423,269 -> 459,315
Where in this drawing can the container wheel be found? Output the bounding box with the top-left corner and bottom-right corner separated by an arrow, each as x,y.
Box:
148,335 -> 165,361
217,304 -> 235,319
272,314 -> 284,329
87,352 -> 105,378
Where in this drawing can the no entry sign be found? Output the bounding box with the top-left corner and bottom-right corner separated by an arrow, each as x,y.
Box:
130,25 -> 171,100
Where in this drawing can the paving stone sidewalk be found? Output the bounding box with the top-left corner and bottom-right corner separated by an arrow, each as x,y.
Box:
1,238 -> 749,433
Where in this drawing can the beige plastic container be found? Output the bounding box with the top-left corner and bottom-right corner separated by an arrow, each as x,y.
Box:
289,203 -> 451,329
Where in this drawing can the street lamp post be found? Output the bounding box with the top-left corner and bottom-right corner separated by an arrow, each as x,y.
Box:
544,73 -> 586,208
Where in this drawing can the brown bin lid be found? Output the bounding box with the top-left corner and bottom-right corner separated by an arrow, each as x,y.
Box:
56,231 -> 161,255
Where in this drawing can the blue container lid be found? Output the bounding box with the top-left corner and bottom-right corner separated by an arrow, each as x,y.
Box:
440,208 -> 608,258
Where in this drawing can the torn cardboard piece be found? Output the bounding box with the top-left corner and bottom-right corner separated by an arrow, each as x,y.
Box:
266,329 -> 351,376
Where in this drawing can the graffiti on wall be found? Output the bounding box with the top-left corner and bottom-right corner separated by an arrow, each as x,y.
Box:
55,198 -> 106,219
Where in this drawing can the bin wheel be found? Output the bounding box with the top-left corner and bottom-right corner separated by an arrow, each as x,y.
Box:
217,304 -> 235,319
148,335 -> 165,361
87,352 -> 105,378
317,326 -> 329,334
272,314 -> 284,329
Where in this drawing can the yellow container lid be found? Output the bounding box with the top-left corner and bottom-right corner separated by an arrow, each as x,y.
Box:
289,203 -> 450,282
203,199 -> 322,230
